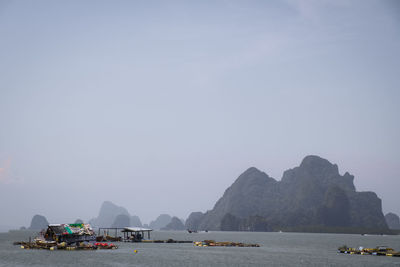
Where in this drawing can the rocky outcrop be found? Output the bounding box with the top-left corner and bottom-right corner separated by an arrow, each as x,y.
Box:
89,201 -> 142,228
385,213 -> 400,230
189,155 -> 388,233
220,213 -> 240,231
220,214 -> 270,231
149,214 -> 172,230
29,215 -> 49,230
161,217 -> 185,230
185,212 -> 205,231
111,214 -> 131,228
317,186 -> 351,227
90,201 -> 129,227
130,216 -> 142,227
74,219 -> 84,224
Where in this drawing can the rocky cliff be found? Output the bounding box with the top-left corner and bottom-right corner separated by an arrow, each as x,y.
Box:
161,216 -> 185,230
111,214 -> 131,228
385,213 -> 400,230
149,214 -> 172,230
29,214 -> 49,230
186,156 -> 388,233
186,212 -> 205,231
89,201 -> 142,228
130,215 -> 142,227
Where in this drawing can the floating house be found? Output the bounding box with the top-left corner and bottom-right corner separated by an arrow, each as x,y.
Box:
44,223 -> 96,244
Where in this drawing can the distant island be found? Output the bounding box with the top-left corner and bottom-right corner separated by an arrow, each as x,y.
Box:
161,217 -> 185,231
186,155 -> 392,234
29,215 -> 49,230
22,156 -> 396,235
88,201 -> 143,228
149,214 -> 173,230
24,202 -> 187,232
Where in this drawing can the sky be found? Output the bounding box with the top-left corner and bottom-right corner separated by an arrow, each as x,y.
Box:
0,0 -> 399,230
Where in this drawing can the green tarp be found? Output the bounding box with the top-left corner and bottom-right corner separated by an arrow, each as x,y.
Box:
64,226 -> 73,234
69,223 -> 84,228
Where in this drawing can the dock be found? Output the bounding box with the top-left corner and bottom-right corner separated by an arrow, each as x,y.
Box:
194,240 -> 260,247
97,227 -> 152,242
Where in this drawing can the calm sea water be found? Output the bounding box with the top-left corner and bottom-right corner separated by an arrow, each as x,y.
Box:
1,230 -> 399,266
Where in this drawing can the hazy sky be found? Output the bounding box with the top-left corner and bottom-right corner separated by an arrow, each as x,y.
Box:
0,0 -> 399,230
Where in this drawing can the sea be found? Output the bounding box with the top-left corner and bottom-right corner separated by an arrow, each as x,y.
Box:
1,230 -> 399,266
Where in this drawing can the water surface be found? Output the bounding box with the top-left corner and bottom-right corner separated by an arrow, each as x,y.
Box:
1,230 -> 399,266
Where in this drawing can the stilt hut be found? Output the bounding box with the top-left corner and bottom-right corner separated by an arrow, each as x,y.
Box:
97,227 -> 153,242
121,227 -> 153,242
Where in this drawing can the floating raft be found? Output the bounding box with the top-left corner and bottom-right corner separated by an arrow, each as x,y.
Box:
194,240 -> 260,247
14,240 -> 118,250
142,239 -> 193,243
96,235 -> 122,242
338,245 -> 400,257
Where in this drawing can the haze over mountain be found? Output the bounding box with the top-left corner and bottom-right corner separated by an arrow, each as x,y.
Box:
149,215 -> 172,230
385,213 -> 400,230
161,217 -> 185,231
130,216 -> 143,227
89,201 -> 142,228
186,156 -> 389,233
29,215 -> 49,230
111,214 -> 131,228
74,219 -> 84,224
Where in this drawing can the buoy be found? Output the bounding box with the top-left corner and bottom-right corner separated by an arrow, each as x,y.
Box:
134,249 -> 138,253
